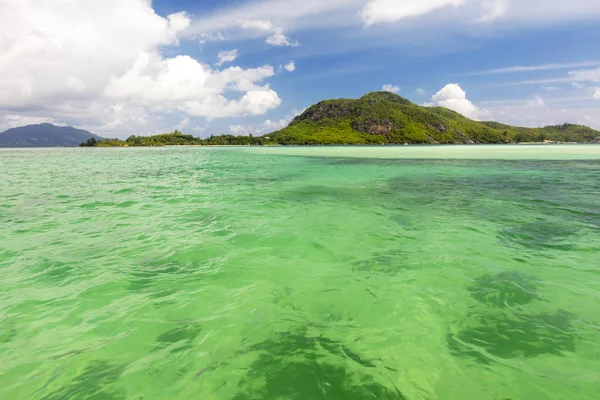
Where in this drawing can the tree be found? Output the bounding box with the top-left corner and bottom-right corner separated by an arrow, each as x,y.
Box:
80,137 -> 97,147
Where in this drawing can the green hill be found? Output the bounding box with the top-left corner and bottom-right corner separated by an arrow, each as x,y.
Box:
266,92 -> 600,145
80,92 -> 600,147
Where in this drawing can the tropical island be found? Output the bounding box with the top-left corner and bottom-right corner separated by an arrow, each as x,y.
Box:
80,92 -> 600,147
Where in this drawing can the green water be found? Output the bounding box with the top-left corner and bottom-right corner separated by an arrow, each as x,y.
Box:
1,146 -> 599,400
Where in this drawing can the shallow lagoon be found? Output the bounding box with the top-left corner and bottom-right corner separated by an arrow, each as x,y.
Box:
1,146 -> 599,399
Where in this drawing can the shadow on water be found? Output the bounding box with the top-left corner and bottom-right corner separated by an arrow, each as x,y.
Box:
352,250 -> 409,276
0,323 -> 16,345
499,220 -> 579,250
28,259 -> 78,285
230,329 -> 406,400
128,260 -> 184,291
194,327 -> 404,399
390,215 -> 416,231
154,323 -> 203,353
447,311 -> 576,364
468,271 -> 541,308
281,185 -> 368,204
40,361 -> 126,400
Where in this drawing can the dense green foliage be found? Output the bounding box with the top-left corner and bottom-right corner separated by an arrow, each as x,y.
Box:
268,92 -> 600,145
81,92 -> 600,147
81,131 -> 278,147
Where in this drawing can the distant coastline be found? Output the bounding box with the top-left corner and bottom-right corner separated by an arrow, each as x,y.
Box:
79,132 -> 600,148
80,92 -> 600,147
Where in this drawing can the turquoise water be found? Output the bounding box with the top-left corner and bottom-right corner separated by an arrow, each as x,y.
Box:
1,146 -> 599,399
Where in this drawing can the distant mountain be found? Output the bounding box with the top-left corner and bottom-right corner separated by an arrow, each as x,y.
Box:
267,92 -> 600,145
0,123 -> 104,147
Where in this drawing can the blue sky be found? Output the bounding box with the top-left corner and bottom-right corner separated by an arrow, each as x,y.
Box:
1,0 -> 600,137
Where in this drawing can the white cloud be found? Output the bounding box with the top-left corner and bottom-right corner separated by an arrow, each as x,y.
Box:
216,49 -> 239,66
584,115 -> 600,128
485,98 -> 600,130
361,0 -> 466,26
191,0 -> 600,40
259,108 -> 305,133
569,67 -> 600,82
382,84 -> 400,93
508,66 -> 600,86
197,32 -> 226,44
284,61 -> 296,72
266,29 -> 299,47
104,55 -> 282,119
543,86 -> 560,92
476,0 -> 509,23
531,95 -> 545,107
0,0 -> 283,137
239,19 -> 276,31
427,83 -> 488,120
415,88 -> 427,96
229,124 -> 248,134
173,117 -> 191,131
263,118 -> 289,131
594,88 -> 600,100
1,114 -> 63,131
473,61 -> 600,75
238,20 -> 299,47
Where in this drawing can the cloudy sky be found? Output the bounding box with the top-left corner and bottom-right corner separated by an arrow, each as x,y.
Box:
1,0 -> 600,138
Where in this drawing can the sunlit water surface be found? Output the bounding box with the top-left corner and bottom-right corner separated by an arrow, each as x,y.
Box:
1,146 -> 599,399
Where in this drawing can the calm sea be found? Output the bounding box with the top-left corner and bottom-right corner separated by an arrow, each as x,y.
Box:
1,146 -> 599,399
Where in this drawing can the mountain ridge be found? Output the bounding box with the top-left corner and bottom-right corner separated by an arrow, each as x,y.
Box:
266,92 -> 600,145
0,123 -> 104,147
73,91 -> 600,147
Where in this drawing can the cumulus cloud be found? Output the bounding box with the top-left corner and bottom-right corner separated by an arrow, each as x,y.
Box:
266,30 -> 299,47
361,0 -> 466,26
0,0 -> 283,135
263,118 -> 289,131
283,62 -> 296,72
416,88 -> 427,96
569,67 -> 600,82
220,110 -> 298,137
382,84 -> 400,93
1,115 -> 62,131
427,83 -> 488,120
229,124 -> 248,134
216,49 -> 239,66
262,108 -> 304,132
594,88 -> 600,100
173,117 -> 191,131
483,97 -> 600,130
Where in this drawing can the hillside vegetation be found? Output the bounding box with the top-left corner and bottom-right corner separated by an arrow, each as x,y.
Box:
267,92 -> 600,145
80,131 -> 268,147
81,92 -> 600,146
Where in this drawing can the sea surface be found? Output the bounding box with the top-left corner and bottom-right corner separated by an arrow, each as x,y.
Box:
1,145 -> 599,400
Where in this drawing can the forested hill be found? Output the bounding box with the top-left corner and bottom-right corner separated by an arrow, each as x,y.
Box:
0,123 -> 104,147
267,92 -> 600,145
81,92 -> 600,146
